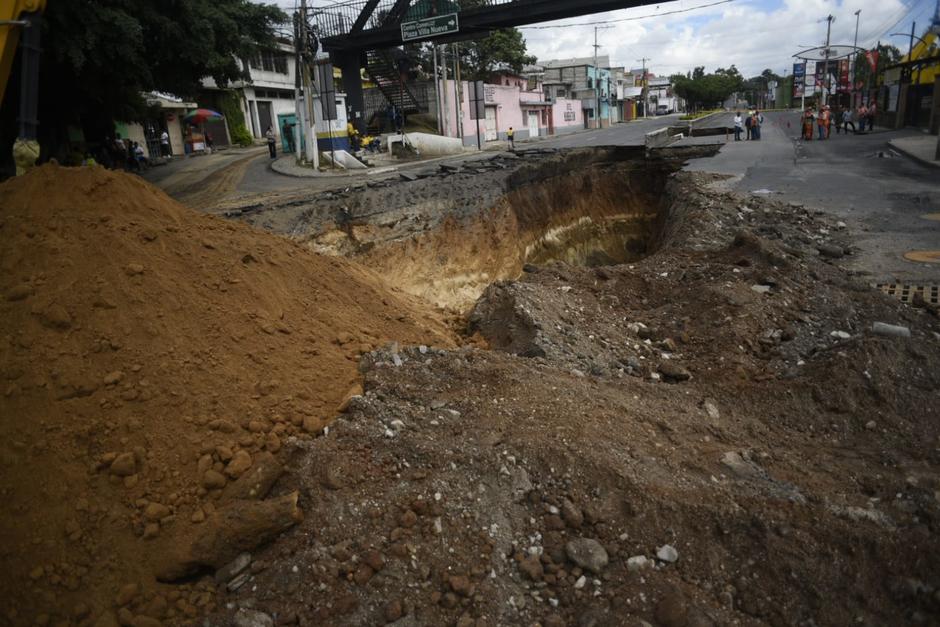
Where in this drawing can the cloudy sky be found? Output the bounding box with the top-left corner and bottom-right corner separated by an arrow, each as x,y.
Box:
292,0 -> 937,78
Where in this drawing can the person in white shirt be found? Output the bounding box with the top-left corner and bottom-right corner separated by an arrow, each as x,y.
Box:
733,111 -> 743,141
160,130 -> 171,157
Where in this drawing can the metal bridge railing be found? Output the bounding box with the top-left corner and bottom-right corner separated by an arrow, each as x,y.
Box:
315,0 -> 520,39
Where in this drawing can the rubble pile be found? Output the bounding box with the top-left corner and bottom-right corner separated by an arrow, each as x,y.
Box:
3,153 -> 939,627
206,170 -> 940,626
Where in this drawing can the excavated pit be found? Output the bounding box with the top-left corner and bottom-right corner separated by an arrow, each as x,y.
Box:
306,147 -> 692,309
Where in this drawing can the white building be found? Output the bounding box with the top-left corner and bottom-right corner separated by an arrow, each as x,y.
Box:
201,42 -> 298,141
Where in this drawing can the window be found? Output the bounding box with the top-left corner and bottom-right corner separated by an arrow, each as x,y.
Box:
251,50 -> 289,74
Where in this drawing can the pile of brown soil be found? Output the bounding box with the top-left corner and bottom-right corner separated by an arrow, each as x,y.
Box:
0,164 -> 453,625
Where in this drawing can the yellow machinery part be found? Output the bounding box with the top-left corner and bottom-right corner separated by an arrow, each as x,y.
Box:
0,0 -> 47,106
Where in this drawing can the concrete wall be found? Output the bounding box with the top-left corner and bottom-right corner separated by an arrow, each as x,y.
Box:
551,98 -> 584,133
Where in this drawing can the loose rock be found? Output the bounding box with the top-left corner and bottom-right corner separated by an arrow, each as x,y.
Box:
565,538 -> 609,573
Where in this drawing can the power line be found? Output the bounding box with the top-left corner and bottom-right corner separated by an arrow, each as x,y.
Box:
518,0 -> 738,29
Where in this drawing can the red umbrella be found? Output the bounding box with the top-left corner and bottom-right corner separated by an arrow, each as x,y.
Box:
183,108 -> 223,124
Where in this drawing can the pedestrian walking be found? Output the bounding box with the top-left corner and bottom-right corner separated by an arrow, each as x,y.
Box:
816,106 -> 827,140
834,107 -> 843,134
801,107 -> 815,141
842,107 -> 856,134
823,106 -> 833,138
867,102 -> 876,131
160,130 -> 171,157
751,110 -> 763,140
265,125 -> 277,159
733,111 -> 743,141
507,127 -> 515,150
857,104 -> 868,132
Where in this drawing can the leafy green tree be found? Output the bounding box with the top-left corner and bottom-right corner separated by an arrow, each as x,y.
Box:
853,44 -> 901,90
671,66 -> 743,112
1,0 -> 286,167
458,28 -> 536,80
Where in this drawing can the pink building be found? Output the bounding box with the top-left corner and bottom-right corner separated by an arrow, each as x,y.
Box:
437,76 -> 584,147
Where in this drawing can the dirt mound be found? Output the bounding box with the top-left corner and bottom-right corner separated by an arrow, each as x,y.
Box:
201,170 -> 940,626
0,164 -> 453,625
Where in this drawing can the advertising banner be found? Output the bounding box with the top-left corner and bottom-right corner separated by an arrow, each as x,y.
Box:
792,62 -> 805,98
838,59 -> 850,93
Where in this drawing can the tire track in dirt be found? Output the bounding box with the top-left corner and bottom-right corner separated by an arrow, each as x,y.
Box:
173,151 -> 267,210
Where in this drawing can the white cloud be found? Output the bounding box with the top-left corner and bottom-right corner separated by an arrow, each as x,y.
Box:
520,0 -> 913,77
272,0 -> 927,78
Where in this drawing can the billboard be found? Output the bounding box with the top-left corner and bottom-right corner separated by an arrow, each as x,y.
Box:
792,62 -> 805,98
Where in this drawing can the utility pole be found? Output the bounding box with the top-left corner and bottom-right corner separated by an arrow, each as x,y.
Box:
853,10 -> 861,107
441,45 -> 450,136
433,45 -> 442,135
909,21 -> 916,61
593,27 -> 600,128
298,0 -> 318,168
823,14 -> 834,106
293,11 -> 304,161
637,58 -> 650,117
453,43 -> 463,140
590,27 -> 613,127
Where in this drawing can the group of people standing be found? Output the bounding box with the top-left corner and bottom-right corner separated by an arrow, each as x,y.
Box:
801,103 -> 876,140
733,110 -> 764,141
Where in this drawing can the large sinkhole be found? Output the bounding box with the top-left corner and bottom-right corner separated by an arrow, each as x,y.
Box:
308,146 -> 693,309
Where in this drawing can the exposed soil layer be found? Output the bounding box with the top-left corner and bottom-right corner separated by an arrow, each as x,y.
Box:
0,164 -> 453,626
206,166 -> 940,627
225,147 -> 712,310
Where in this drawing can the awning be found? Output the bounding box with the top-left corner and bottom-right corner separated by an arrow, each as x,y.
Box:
144,91 -> 197,109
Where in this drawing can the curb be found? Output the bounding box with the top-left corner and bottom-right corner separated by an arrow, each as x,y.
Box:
888,139 -> 940,169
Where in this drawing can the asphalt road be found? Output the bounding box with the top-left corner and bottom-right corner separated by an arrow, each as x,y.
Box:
534,113 -> 684,148
685,110 -> 940,283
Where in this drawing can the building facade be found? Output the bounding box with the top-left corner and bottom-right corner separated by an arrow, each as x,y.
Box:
542,56 -> 615,127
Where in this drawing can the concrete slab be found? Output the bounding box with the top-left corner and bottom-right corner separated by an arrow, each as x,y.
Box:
889,134 -> 940,168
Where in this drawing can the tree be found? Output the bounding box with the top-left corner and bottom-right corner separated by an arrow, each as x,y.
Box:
1,0 -> 286,168
852,44 -> 901,91
671,66 -> 743,112
458,28 -> 536,80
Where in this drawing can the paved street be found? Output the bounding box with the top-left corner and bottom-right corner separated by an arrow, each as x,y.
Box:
685,110 -> 940,283
534,113 -> 684,148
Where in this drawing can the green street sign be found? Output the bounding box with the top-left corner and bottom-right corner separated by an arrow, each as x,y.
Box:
401,13 -> 459,42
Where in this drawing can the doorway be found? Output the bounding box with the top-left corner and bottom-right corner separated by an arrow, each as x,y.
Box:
257,101 -> 274,136
527,111 -> 539,138
484,106 -> 497,141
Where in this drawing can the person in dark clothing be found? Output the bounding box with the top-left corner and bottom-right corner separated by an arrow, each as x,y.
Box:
265,126 -> 277,159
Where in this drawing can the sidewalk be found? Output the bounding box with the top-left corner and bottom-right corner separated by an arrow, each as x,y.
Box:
889,134 -> 940,168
